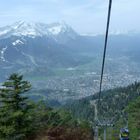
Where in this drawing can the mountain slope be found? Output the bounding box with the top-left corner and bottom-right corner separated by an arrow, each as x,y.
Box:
127,96 -> 140,139
64,82 -> 140,121
0,21 -> 91,81
0,21 -> 77,40
0,21 -> 140,101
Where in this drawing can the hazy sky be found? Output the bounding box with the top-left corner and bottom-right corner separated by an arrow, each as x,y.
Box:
0,0 -> 139,34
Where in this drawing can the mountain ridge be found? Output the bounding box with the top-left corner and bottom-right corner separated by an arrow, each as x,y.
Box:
0,21 -> 140,101
0,21 -> 77,39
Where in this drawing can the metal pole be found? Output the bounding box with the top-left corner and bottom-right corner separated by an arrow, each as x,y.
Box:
109,127 -> 112,140
104,127 -> 106,140
97,127 -> 98,140
94,127 -> 98,140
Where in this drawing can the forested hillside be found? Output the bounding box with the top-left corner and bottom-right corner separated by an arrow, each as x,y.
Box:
0,73 -> 140,139
64,82 -> 140,122
0,74 -> 93,140
31,88 -> 140,140
64,82 -> 140,139
127,96 -> 140,139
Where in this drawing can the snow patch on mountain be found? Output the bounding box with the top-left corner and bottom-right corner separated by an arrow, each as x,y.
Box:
11,21 -> 42,37
12,39 -> 24,46
0,46 -> 7,61
0,29 -> 10,36
48,25 -> 63,35
0,21 -> 77,39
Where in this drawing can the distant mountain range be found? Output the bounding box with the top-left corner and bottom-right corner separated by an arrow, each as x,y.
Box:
0,21 -> 77,40
0,21 -> 87,80
0,21 -> 140,101
0,21 -> 106,80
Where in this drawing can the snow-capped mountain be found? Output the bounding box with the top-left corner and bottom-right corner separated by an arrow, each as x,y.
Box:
1,21 -> 139,82
0,21 -> 77,41
0,21 -> 78,65
0,21 -> 87,80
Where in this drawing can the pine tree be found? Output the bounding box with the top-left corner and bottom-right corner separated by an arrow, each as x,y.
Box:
0,73 -> 32,140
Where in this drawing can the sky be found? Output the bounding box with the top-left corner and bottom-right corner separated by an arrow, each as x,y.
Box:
0,0 -> 140,34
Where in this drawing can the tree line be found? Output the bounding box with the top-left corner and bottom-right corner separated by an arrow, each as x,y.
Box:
0,73 -> 93,140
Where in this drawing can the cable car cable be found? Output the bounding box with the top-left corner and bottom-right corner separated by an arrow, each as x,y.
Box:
98,0 -> 113,108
